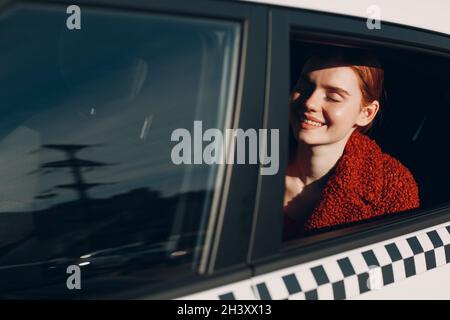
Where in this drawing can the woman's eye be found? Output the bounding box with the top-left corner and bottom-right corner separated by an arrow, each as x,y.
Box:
325,94 -> 342,102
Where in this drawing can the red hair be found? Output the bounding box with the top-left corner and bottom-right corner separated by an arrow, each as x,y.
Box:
350,64 -> 384,133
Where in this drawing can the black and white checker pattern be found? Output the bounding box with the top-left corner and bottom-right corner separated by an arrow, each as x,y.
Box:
179,224 -> 450,300
249,224 -> 450,300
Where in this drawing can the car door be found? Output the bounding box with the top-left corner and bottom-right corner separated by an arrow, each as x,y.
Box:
179,5 -> 450,300
0,0 -> 267,299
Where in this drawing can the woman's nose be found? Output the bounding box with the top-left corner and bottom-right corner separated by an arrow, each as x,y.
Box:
304,90 -> 321,112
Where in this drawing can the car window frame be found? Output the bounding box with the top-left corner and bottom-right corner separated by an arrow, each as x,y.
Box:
249,6 -> 450,276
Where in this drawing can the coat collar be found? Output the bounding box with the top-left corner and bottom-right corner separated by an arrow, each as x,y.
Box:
304,130 -> 385,230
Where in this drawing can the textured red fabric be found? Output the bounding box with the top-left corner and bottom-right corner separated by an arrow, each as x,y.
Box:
284,131 -> 420,238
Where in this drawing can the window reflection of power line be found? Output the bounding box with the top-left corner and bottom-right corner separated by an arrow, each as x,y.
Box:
38,144 -> 115,203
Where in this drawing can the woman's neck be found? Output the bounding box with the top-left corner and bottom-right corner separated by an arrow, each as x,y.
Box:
291,132 -> 353,186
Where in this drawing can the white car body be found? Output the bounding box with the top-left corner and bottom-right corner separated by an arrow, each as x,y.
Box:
242,0 -> 450,35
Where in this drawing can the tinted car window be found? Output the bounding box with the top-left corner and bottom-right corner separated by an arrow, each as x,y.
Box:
0,4 -> 240,297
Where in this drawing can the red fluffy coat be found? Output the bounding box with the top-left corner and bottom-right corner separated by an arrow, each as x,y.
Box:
284,131 -> 420,239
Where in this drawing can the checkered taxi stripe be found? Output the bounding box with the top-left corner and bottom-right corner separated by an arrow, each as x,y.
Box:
254,225 -> 450,300
180,223 -> 450,300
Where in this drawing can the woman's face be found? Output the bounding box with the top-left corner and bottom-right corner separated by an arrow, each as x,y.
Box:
290,64 -> 368,146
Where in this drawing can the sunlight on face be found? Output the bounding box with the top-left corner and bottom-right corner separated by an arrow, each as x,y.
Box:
290,65 -> 365,146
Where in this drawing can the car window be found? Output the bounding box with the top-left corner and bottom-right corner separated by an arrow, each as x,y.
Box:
284,35 -> 450,242
249,8 -> 450,269
0,4 -> 240,297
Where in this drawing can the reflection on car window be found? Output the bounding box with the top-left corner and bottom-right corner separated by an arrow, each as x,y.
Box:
0,5 -> 240,297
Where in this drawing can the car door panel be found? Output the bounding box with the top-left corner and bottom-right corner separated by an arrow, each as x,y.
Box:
178,221 -> 450,299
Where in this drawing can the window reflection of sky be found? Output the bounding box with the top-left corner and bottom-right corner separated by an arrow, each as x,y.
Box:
0,5 -> 240,211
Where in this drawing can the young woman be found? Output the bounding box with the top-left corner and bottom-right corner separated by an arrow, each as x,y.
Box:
283,49 -> 420,240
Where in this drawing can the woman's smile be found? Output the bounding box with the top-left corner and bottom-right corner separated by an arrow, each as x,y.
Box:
299,114 -> 326,130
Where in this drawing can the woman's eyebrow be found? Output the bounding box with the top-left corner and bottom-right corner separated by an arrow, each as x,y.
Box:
322,84 -> 350,96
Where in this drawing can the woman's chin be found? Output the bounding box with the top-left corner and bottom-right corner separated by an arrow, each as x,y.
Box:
297,133 -> 326,146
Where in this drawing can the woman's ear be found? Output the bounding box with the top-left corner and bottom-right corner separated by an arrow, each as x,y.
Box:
356,100 -> 380,127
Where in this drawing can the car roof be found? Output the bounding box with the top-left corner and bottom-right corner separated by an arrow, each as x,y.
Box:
240,0 -> 450,36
